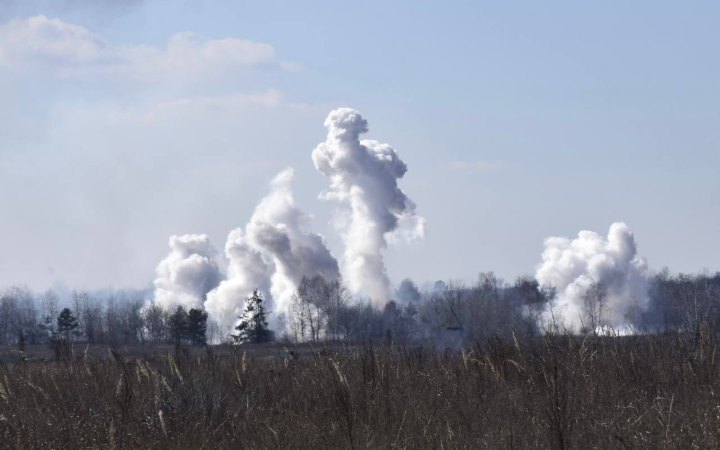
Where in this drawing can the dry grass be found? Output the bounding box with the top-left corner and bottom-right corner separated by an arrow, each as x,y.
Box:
1,331 -> 720,449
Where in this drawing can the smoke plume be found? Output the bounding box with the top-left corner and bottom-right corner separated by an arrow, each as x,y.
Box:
152,234 -> 222,311
535,222 -> 649,333
312,108 -> 425,305
204,168 -> 339,332
247,168 -> 340,323
204,228 -> 274,332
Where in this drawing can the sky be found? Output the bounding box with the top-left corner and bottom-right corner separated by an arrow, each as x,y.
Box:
1,0 -> 718,293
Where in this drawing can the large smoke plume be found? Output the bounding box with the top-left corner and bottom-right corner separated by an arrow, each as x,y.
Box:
152,234 -> 222,311
312,108 -> 425,305
152,108 -> 423,333
535,222 -> 649,333
204,168 -> 339,332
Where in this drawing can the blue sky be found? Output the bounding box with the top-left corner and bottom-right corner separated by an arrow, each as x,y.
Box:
1,0 -> 718,291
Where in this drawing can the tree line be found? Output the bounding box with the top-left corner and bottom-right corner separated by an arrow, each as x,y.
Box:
0,270 -> 719,348
0,288 -> 219,347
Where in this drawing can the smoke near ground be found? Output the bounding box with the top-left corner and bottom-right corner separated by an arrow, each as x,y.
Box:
535,222 -> 649,333
204,169 -> 339,333
149,113 -> 653,340
245,168 -> 340,324
312,108 -> 425,305
204,228 -> 274,333
149,109 -> 430,335
152,234 -> 222,311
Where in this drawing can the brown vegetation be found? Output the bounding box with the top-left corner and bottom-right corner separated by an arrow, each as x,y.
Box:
2,330 -> 720,449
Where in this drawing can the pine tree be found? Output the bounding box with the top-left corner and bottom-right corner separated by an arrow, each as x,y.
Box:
187,308 -> 208,345
168,306 -> 189,344
57,308 -> 78,339
234,290 -> 274,344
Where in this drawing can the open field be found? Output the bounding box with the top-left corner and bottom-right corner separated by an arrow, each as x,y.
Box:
2,332 -> 720,449
0,342 -> 307,365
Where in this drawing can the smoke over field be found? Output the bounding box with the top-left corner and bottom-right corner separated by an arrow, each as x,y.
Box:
141,109 -> 668,341
312,108 -> 425,305
152,234 -> 221,311
149,108 -> 424,334
204,168 -> 340,331
8,106 -> 708,343
535,222 -> 649,333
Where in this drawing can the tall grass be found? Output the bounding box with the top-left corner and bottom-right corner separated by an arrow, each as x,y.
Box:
1,331 -> 720,448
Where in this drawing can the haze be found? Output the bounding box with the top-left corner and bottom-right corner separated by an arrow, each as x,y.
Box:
1,0 -> 718,293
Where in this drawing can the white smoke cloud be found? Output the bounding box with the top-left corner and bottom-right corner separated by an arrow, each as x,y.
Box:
247,169 -> 340,317
312,108 -> 425,305
152,234 -> 222,311
535,222 -> 649,333
204,168 -> 340,333
204,228 -> 274,332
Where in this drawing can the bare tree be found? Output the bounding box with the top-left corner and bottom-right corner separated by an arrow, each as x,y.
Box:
0,286 -> 37,345
289,276 -> 341,342
583,281 -> 608,334
38,290 -> 59,339
324,280 -> 350,340
143,304 -> 167,343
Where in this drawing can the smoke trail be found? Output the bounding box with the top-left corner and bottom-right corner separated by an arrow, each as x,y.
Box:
312,108 -> 425,305
535,222 -> 649,333
152,234 -> 222,311
204,169 -> 339,332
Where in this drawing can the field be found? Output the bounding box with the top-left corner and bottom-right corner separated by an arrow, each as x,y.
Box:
1,332 -> 720,449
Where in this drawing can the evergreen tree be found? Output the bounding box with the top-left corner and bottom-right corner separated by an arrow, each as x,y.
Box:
187,308 -> 208,345
234,290 -> 274,344
395,278 -> 421,303
168,306 -> 189,344
57,308 -> 78,339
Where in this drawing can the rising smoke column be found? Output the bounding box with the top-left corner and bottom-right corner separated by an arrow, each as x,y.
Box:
312,108 -> 425,305
204,168 -> 340,332
247,168 -> 340,321
535,222 -> 649,333
204,228 -> 274,332
152,234 -> 222,311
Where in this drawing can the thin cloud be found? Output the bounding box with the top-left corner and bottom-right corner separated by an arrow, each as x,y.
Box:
446,160 -> 504,174
0,0 -> 145,13
61,0 -> 145,9
158,89 -> 285,111
0,15 -> 294,81
99,89 -> 287,126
